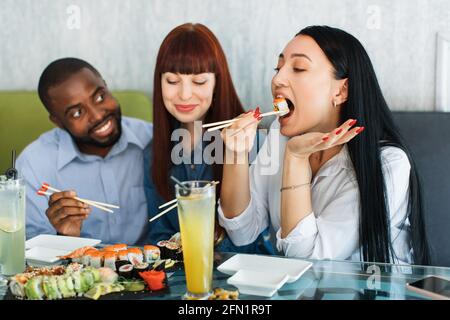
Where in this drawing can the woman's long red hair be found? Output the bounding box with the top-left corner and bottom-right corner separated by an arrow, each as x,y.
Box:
152,23 -> 245,201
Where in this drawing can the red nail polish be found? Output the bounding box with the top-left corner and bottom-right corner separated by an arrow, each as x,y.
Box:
335,128 -> 343,135
349,119 -> 357,127
322,136 -> 329,141
257,116 -> 263,121
356,126 -> 365,134
253,107 -> 261,119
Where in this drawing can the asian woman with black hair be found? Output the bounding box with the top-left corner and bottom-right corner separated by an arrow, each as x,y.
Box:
218,25 -> 430,265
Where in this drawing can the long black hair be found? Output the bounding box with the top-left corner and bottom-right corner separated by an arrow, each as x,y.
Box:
297,26 -> 430,265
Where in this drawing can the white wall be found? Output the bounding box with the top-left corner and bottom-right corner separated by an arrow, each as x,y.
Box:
1,0 -> 449,112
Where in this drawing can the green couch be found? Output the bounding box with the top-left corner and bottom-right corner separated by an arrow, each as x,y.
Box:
0,91 -> 153,173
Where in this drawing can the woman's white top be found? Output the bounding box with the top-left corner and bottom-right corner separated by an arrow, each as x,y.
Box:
218,120 -> 413,264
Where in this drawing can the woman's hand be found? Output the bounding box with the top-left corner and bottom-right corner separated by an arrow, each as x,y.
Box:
221,107 -> 262,156
285,119 -> 364,159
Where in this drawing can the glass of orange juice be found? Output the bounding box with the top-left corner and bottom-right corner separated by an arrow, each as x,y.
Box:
176,181 -> 216,300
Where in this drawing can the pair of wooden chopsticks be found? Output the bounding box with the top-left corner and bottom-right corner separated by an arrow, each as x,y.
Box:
149,181 -> 219,223
202,110 -> 286,132
37,183 -> 119,213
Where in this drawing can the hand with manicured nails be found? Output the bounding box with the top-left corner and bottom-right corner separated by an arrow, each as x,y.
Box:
285,119 -> 364,159
45,190 -> 91,237
221,107 -> 262,156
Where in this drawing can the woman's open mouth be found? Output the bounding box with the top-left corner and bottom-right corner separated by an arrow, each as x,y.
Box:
279,98 -> 295,124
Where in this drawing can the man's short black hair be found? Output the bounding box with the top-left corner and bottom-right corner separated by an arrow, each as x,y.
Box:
37,57 -> 101,111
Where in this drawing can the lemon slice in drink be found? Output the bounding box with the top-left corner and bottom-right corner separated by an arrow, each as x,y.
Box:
0,217 -> 22,233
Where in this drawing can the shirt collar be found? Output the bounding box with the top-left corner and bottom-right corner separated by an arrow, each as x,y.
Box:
56,118 -> 146,170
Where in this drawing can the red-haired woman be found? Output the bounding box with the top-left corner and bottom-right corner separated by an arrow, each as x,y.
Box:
144,23 -> 273,254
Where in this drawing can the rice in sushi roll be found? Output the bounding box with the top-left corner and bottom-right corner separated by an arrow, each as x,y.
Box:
144,245 -> 160,263
82,249 -> 99,266
89,251 -> 103,268
103,251 -> 118,271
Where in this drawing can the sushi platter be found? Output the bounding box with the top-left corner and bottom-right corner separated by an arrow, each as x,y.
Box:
5,234 -> 184,300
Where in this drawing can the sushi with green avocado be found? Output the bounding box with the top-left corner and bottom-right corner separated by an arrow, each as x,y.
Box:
24,276 -> 45,300
42,276 -> 62,300
9,263 -> 123,300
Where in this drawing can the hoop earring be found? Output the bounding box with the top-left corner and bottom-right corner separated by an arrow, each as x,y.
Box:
333,101 -> 337,108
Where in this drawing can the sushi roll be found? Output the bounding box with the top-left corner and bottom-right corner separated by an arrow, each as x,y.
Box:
115,260 -> 129,270
55,276 -> 71,299
133,262 -> 150,278
24,276 -> 45,300
165,241 -> 181,260
144,245 -> 160,263
118,249 -> 129,261
80,270 -> 96,290
273,97 -> 289,116
157,241 -> 168,259
118,264 -> 134,279
82,249 -> 98,266
9,274 -> 29,298
127,248 -> 143,265
103,251 -> 118,271
42,275 -> 62,300
70,271 -> 85,295
89,251 -> 103,268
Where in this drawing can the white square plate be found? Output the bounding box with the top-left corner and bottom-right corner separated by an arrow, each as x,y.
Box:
25,246 -> 70,263
227,269 -> 289,297
218,254 -> 312,283
25,234 -> 101,264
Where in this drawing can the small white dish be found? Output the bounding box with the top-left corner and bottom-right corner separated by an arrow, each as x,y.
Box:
25,246 -> 70,263
218,254 -> 312,283
25,234 -> 101,264
227,269 -> 289,297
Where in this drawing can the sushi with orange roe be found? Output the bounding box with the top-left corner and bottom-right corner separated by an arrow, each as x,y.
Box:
89,251 -> 103,268
82,249 -> 99,266
103,251 -> 118,271
144,245 -> 160,263
112,244 -> 127,252
127,248 -> 143,265
118,249 -> 129,261
273,97 -> 290,116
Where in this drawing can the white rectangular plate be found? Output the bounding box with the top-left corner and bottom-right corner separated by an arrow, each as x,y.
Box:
25,234 -> 101,264
218,254 -> 312,283
26,234 -> 101,251
227,269 -> 289,297
25,246 -> 70,263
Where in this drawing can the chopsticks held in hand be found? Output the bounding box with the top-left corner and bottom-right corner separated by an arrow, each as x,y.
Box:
203,109 -> 286,133
37,182 -> 118,213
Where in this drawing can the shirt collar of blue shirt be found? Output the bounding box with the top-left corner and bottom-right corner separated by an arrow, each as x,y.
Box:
56,119 -> 147,170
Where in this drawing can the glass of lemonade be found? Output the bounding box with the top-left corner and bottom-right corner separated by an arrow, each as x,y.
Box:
0,175 -> 26,277
176,181 -> 216,300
